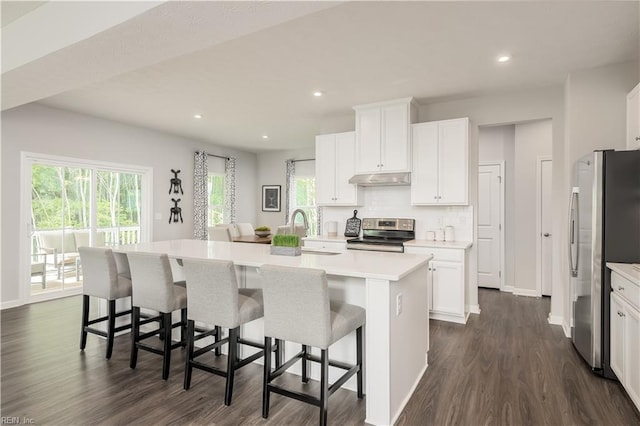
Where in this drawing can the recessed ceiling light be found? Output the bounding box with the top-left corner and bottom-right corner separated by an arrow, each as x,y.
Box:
497,55 -> 511,63
313,91 -> 323,97
194,114 -> 203,119
262,135 -> 269,140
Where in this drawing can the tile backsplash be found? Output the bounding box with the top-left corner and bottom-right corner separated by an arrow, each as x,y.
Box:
320,186 -> 473,241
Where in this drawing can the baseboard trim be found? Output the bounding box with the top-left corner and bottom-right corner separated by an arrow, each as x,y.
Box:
1,299 -> 23,310
467,304 -> 481,315
430,311 -> 467,324
502,285 -> 514,293
562,321 -> 571,338
513,288 -> 540,298
547,314 -> 563,325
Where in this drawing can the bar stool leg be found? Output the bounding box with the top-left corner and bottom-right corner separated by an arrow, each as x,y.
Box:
262,336 -> 272,418
275,339 -> 284,368
214,326 -> 222,356
80,295 -> 90,350
130,306 -> 140,369
320,348 -> 329,426
301,345 -> 309,383
225,327 -> 239,406
184,319 -> 195,390
356,326 -> 364,399
162,312 -> 172,380
106,300 -> 116,359
180,308 -> 187,346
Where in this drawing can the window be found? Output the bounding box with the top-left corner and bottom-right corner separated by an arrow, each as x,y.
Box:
207,173 -> 225,226
290,160 -> 317,236
25,153 -> 151,301
207,155 -> 226,226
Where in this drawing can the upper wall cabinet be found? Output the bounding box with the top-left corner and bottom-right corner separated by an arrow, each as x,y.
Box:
354,98 -> 417,174
411,117 -> 469,205
627,83 -> 639,150
315,131 -> 362,206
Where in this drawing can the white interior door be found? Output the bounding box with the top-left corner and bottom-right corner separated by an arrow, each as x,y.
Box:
540,158 -> 553,296
477,163 -> 502,289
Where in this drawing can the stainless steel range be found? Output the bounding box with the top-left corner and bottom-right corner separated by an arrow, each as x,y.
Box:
346,218 -> 415,253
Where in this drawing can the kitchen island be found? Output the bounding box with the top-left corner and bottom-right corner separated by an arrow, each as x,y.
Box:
113,239 -> 431,425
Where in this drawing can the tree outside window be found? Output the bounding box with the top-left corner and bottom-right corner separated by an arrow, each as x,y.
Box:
293,176 -> 317,236
208,173 -> 225,226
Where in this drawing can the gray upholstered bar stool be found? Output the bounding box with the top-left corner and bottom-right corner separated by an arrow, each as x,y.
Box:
127,252 -> 188,380
78,247 -> 133,359
259,264 -> 365,426
182,259 -> 269,406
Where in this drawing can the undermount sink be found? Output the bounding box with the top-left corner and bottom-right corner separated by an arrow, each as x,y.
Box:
300,249 -> 341,256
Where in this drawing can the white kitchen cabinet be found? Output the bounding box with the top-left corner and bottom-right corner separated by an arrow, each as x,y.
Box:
609,268 -> 640,411
315,132 -> 362,206
354,98 -> 416,174
627,83 -> 640,150
405,245 -> 468,324
411,117 -> 468,205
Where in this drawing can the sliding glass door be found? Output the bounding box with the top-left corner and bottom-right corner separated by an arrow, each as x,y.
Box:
26,154 -> 150,301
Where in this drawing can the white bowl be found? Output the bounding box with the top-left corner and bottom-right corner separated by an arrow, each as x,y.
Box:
255,231 -> 271,237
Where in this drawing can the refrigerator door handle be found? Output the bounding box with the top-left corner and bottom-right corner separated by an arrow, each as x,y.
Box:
569,189 -> 579,277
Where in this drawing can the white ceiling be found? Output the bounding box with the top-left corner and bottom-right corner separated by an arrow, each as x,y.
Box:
2,1 -> 638,153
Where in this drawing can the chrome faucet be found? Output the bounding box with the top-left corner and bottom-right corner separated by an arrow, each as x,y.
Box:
290,209 -> 309,236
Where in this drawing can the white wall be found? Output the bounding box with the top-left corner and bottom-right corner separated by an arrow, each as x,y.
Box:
1,103 -> 257,307
561,60 -> 638,329
420,86 -> 564,318
514,120 -> 552,293
479,125 -> 515,291
255,147 -> 315,231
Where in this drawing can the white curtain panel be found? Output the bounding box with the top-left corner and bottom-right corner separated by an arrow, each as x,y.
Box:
193,151 -> 208,240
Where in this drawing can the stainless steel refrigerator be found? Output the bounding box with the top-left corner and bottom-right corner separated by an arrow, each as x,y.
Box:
569,149 -> 640,378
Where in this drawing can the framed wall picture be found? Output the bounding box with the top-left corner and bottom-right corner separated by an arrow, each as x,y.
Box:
262,185 -> 281,212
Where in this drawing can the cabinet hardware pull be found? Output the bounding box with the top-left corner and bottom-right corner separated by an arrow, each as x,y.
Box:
636,136 -> 640,141
619,287 -> 624,291
434,196 -> 437,199
618,311 -> 625,317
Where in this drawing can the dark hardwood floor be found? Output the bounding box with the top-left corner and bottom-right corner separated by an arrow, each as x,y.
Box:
2,289 -> 639,425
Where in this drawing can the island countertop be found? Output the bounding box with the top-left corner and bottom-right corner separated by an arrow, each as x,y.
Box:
113,238 -> 431,281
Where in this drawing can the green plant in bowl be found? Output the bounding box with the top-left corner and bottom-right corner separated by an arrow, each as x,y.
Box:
271,234 -> 300,247
255,225 -> 271,237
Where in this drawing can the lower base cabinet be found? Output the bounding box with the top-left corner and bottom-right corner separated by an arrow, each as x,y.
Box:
405,246 -> 468,324
609,270 -> 640,412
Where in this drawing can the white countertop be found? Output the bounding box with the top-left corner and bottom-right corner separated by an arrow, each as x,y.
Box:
607,262 -> 640,286
404,240 -> 473,249
113,239 -> 431,281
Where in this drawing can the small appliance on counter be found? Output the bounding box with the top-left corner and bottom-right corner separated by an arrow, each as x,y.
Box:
346,218 -> 415,253
444,226 -> 455,241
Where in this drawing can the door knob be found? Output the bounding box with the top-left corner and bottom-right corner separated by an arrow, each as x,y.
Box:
543,233 -> 551,237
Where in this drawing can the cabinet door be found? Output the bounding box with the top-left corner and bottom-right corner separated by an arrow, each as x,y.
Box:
431,260 -> 464,316
623,302 -> 640,409
438,118 -> 468,204
355,108 -> 382,173
381,103 -> 409,172
411,122 -> 439,204
334,132 -> 358,205
610,292 -> 625,381
315,134 -> 336,205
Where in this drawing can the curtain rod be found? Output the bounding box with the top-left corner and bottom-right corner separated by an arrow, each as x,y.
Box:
207,153 -> 230,160
290,158 -> 315,162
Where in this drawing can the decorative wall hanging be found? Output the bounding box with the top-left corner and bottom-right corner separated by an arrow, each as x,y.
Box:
262,185 -> 281,212
170,198 -> 183,223
169,169 -> 183,194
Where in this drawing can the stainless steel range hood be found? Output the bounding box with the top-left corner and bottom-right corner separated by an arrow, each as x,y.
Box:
348,172 -> 411,186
